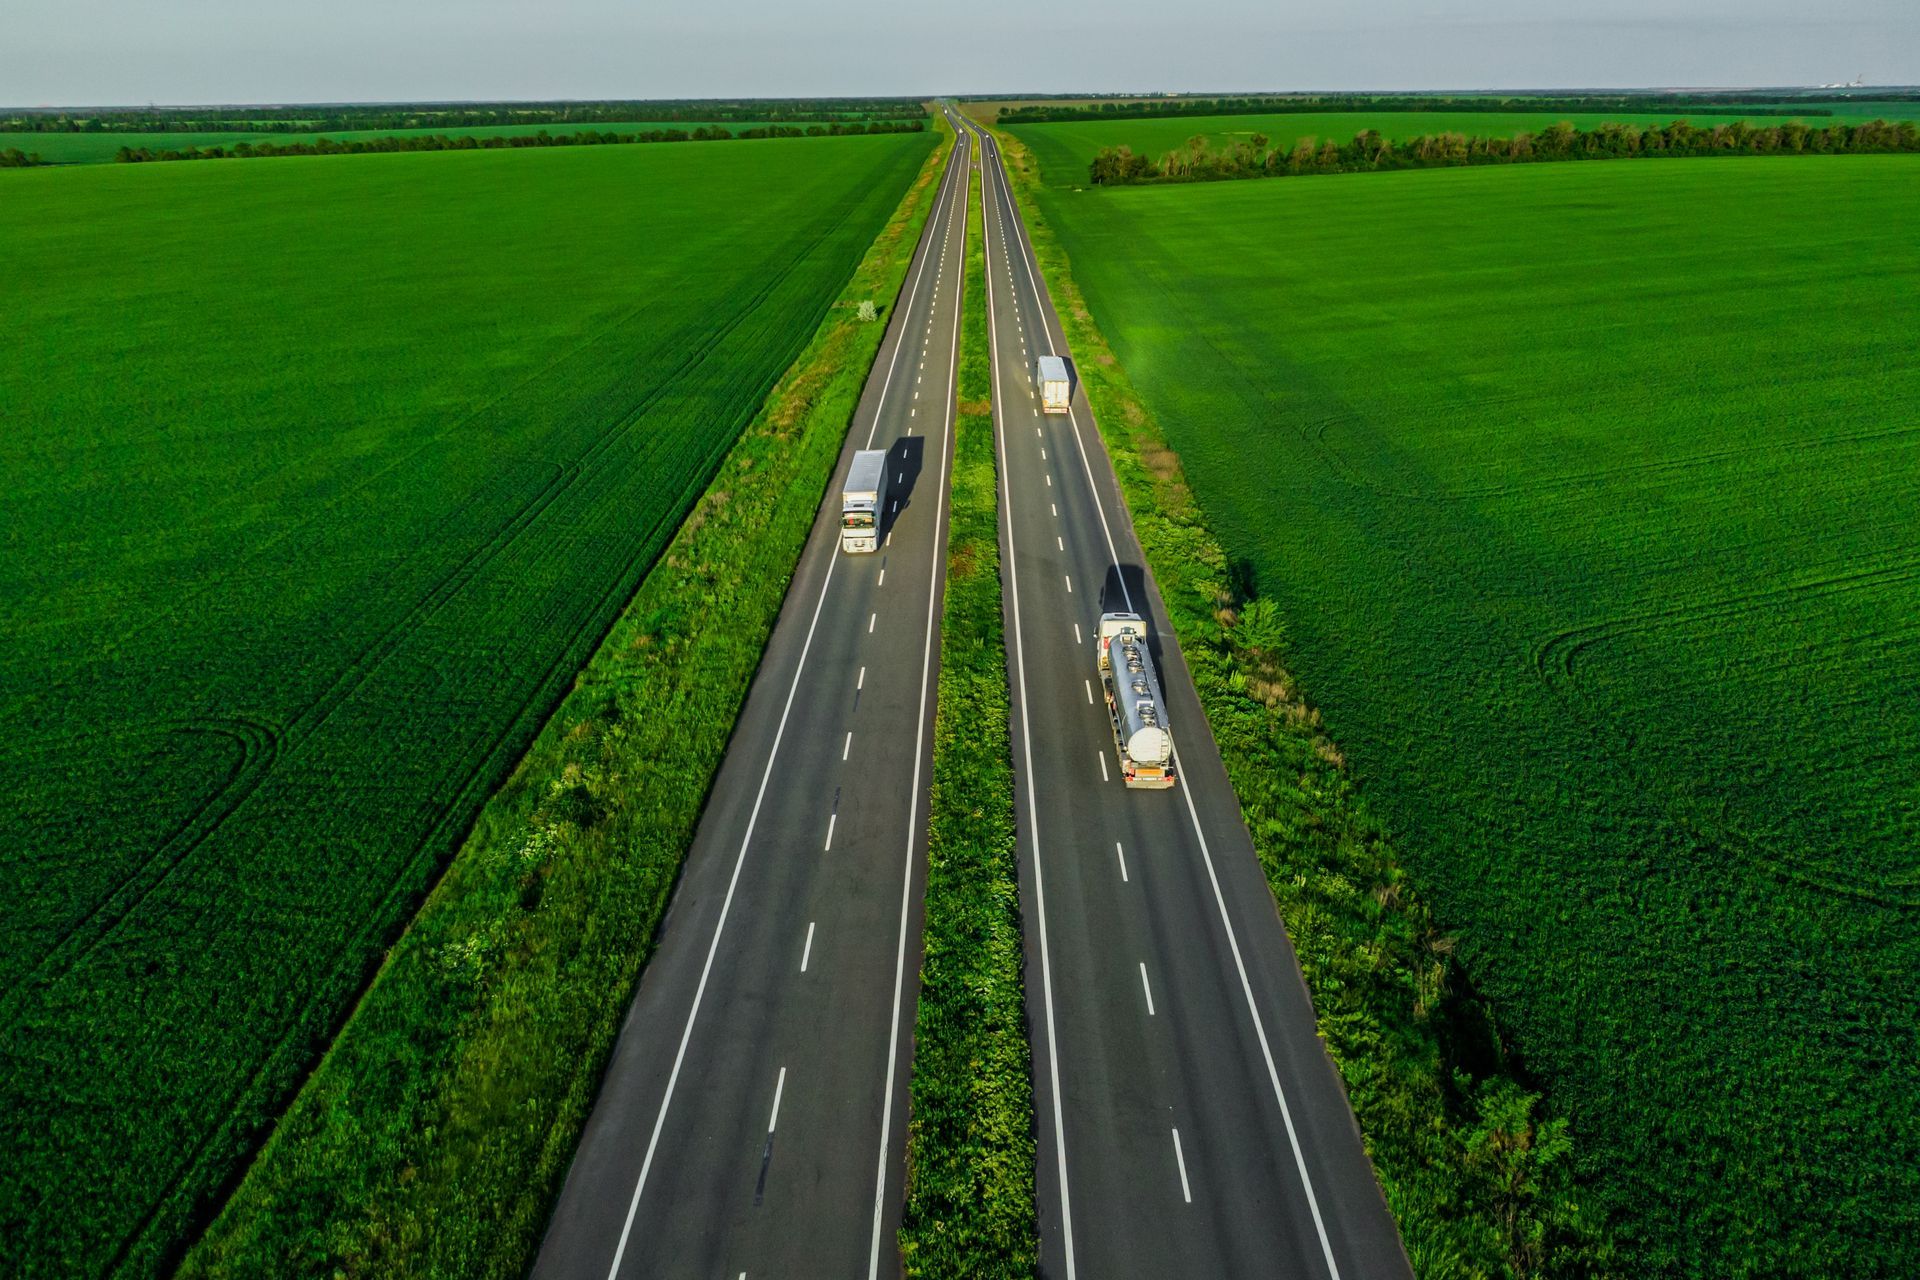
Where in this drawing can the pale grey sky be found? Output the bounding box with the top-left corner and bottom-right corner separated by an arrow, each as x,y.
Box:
6,0 -> 1916,107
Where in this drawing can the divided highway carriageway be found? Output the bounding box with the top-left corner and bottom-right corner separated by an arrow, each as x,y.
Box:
533,111 -> 1408,1278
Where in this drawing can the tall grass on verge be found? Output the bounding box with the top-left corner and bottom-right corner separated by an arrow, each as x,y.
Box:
899,151 -> 1040,1279
177,122 -> 952,1280
987,124 -> 1614,1280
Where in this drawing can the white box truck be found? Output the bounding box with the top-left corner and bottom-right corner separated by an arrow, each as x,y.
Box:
1035,355 -> 1071,414
841,449 -> 887,553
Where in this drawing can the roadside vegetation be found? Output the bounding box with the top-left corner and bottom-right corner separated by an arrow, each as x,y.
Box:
0,129 -> 936,1278
900,153 -> 1038,1278
988,122 -> 1615,1279
1085,116 -> 1920,184
994,120 -> 1920,1276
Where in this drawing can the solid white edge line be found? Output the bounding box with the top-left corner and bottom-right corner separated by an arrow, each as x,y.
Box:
866,122 -> 968,1280
1172,1128 -> 1192,1203
599,120 -> 969,1280
983,122 -> 1344,1280
973,117 -> 1077,1280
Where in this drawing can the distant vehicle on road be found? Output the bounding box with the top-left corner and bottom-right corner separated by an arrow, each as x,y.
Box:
1098,611 -> 1176,788
841,448 -> 887,553
1035,355 -> 1071,414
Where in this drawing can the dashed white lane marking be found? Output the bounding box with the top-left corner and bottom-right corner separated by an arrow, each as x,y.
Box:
801,922 -> 815,972
1046,474 -> 1052,487
1051,503 -> 1057,517
1084,679 -> 1094,704
869,612 -> 876,633
1057,536 -> 1064,551
1040,448 -> 1047,460
768,1067 -> 787,1132
1172,1129 -> 1192,1203
843,731 -> 852,761
1139,963 -> 1156,1016
878,568 -> 886,587
824,813 -> 836,851
857,666 -> 865,690
1098,751 -> 1109,783
1064,574 -> 1072,594
1116,842 -> 1129,882
1073,621 -> 1082,644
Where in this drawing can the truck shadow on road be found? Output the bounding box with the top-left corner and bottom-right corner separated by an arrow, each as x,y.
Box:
1099,562 -> 1167,659
879,434 -> 924,538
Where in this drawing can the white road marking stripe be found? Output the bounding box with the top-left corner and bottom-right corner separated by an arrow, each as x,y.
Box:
1051,503 -> 1057,517
801,922 -> 815,972
1116,842 -> 1128,882
878,569 -> 886,587
857,666 -> 865,690
1098,751 -> 1109,783
768,1067 -> 787,1132
1064,574 -> 1072,594
869,613 -> 876,633
1046,474 -> 1052,487
844,731 -> 852,761
1140,963 -> 1156,1015
985,130 -> 1345,1280
1058,536 -> 1064,551
976,121 -> 1077,1280
1041,448 -> 1047,460
824,813 -> 836,851
1073,622 -> 1082,644
1084,679 -> 1094,704
1172,1128 -> 1192,1203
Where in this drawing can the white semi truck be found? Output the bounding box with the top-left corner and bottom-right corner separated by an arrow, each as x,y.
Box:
1034,355 -> 1071,414
1097,611 -> 1176,788
841,449 -> 887,553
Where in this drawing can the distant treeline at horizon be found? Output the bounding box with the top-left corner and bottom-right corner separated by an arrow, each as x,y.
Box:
1088,116 -> 1920,185
998,91 -> 1920,124
3,97 -> 931,135
99,119 -> 925,166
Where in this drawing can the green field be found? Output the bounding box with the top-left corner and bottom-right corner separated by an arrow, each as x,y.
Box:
0,130 -> 932,1276
1022,155 -> 1920,1274
1010,106 -> 1920,185
0,118 -> 818,164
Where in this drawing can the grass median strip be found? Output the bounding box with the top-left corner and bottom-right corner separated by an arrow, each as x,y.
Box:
900,151 -> 1039,1279
986,119 -> 1614,1278
178,120 -> 951,1280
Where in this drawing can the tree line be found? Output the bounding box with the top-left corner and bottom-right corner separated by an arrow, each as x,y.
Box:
1,147 -> 46,167
1000,92 -> 1887,124
112,119 -> 924,165
8,98 -> 930,134
1089,117 -> 1920,185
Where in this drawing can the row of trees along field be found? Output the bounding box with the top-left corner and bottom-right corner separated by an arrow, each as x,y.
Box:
0,147 -> 44,167
5,97 -> 930,133
111,119 -> 925,164
1089,117 -> 1920,184
997,92 -> 1897,123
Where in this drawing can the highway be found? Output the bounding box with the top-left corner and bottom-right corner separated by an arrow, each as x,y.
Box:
960,111 -> 1413,1279
531,124 -> 971,1280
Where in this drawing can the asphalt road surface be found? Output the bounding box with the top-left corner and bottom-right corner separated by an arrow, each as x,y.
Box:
961,112 -> 1412,1280
531,125 -> 971,1280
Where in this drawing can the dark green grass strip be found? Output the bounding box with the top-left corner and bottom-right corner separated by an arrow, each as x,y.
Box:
177,123 -> 954,1280
988,122 -> 1615,1280
899,153 -> 1039,1278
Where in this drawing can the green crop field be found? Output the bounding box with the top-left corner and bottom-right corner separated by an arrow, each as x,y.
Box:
1010,106 -> 1920,185
0,119 -> 818,164
0,129 -> 932,1277
1021,155 -> 1920,1274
